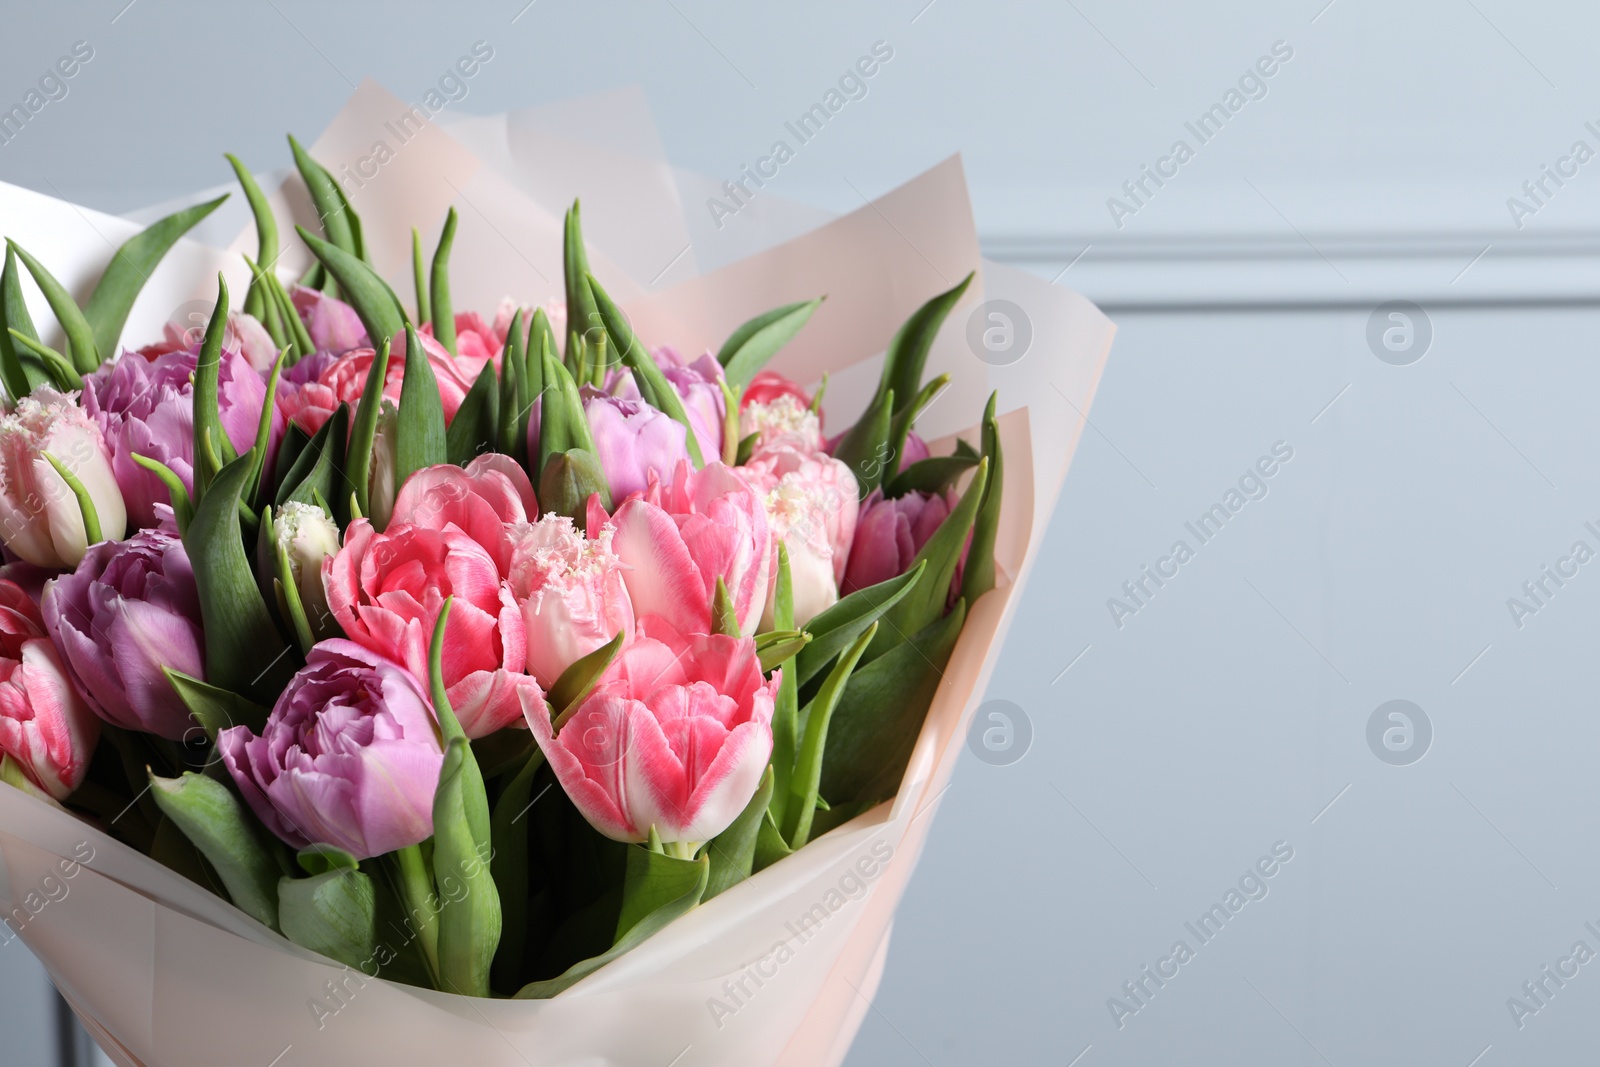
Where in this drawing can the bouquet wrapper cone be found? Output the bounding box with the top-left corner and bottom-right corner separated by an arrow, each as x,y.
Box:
0,82 -> 1114,1066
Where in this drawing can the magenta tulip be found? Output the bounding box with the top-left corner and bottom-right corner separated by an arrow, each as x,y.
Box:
42,529 -> 205,739
563,389 -> 691,503
219,640 -> 443,859
0,579 -> 97,799
526,618 -> 778,844
840,488 -> 954,596
291,285 -> 369,355
602,460 -> 772,636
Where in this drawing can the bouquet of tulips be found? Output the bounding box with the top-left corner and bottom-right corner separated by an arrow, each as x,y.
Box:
0,134 -> 1003,1005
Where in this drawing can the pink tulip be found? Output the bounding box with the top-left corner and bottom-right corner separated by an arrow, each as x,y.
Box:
422,310 -> 503,377
576,390 -> 692,503
841,488 -> 954,596
506,515 -> 634,689
219,640 -> 442,859
602,347 -> 725,463
741,444 -> 859,585
277,330 -> 479,436
741,370 -> 814,417
526,617 -> 778,844
0,579 -> 97,799
138,310 -> 278,373
326,470 -> 538,738
740,393 -> 823,454
601,460 -> 772,636
0,387 -> 127,569
389,454 -> 535,540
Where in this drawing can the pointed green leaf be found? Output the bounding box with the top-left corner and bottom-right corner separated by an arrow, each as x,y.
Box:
784,623 -> 875,848
868,459 -> 986,661
563,201 -> 600,362
0,245 -> 45,397
411,227 -> 430,325
795,562 -> 925,687
752,809 -> 793,874
615,846 -> 708,943
429,208 -> 458,354
962,394 -> 1005,602
276,405 -> 347,518
130,453 -> 193,532
7,330 -> 80,390
163,666 -> 270,740
586,272 -> 704,467
885,453 -> 980,498
875,271 -> 973,413
716,297 -> 823,388
295,226 -> 407,349
394,324 -> 447,494
821,600 -> 967,806
446,360 -> 500,466
7,240 -> 98,373
537,335 -> 597,475
288,135 -> 356,264
345,338 -> 391,522
149,771 -> 281,931
768,543 -> 798,828
185,453 -> 295,703
431,736 -> 500,997
831,387 -> 895,498
546,630 -> 624,715
42,452 -> 101,545
226,155 -> 277,319
884,372 -> 949,482
756,631 -> 810,673
192,276 -> 229,500
84,194 -> 228,359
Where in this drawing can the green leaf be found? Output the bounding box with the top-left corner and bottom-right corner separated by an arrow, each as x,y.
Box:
868,459 -> 986,661
278,867 -> 376,970
884,372 -> 949,483
820,600 -> 967,806
431,737 -> 500,997
246,351 -> 287,512
527,308 -> 554,400
712,575 -> 741,637
615,846 -> 708,943
185,453 -> 295,704
704,765 -> 774,900
767,544 -> 798,828
162,666 -> 270,740
716,297 -> 823,388
288,135 -> 356,265
226,155 -> 277,319
562,201 -> 600,362
42,452 -> 101,546
411,227 -> 430,325
496,310 -> 525,459
537,448 -> 611,529
586,272 -> 704,467
0,245 -> 45,398
130,454 -> 193,532
83,194 -> 228,359
795,561 -> 924,687
755,630 -> 810,673
394,324 -> 447,495
489,744 -> 542,992
537,334 -> 598,475
276,405 -> 347,518
7,331 -> 79,390
7,240 -> 98,373
192,276 -> 230,501
885,453 -> 980,498
445,360 -> 500,466
149,771 -> 281,931
874,271 -> 973,414
546,630 -> 624,715
429,208 -> 458,355
831,387 -> 895,498
243,254 -> 313,363
513,853 -> 706,1000
752,808 -> 793,874
962,394 -> 1005,602
428,601 -> 488,843
784,622 -> 876,848
345,338 -> 391,522
295,226 -> 407,349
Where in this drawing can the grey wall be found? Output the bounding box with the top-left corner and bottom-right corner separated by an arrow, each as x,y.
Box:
3,2 -> 1598,1065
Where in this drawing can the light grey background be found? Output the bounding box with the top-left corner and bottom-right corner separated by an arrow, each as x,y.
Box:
4,1 -> 1599,1064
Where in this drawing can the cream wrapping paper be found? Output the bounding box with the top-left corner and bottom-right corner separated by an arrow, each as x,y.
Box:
0,82 -> 1114,1066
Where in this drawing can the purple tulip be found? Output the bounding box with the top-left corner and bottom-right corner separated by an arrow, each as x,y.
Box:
83,346 -> 281,530
528,387 -> 691,502
41,529 -> 205,740
606,346 -> 726,463
291,285 -> 369,355
219,640 -> 443,860
841,488 -> 955,596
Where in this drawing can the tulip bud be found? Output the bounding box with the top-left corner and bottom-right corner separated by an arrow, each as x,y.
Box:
274,502 -> 340,636
0,387 -> 127,568
538,448 -> 609,530
0,579 -> 97,799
